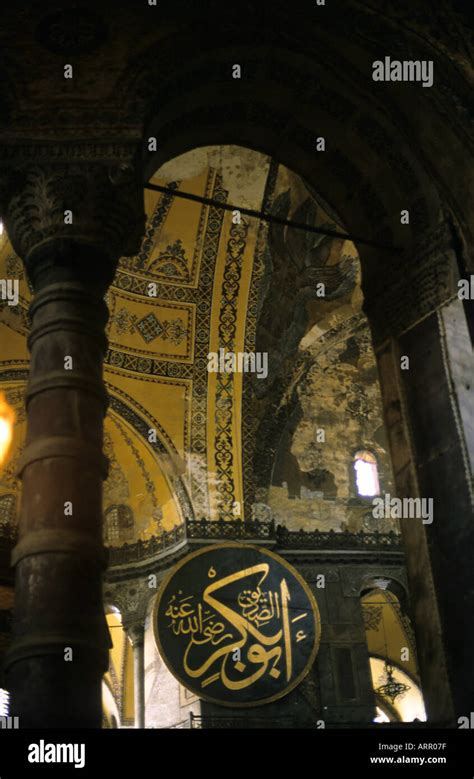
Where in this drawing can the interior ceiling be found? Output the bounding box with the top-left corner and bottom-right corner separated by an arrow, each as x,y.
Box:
0,1 -> 472,272
0,144 -> 393,546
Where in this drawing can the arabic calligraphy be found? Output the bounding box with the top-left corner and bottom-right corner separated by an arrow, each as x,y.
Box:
155,544 -> 320,706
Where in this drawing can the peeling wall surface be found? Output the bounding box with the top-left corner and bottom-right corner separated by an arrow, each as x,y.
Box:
268,307 -> 397,533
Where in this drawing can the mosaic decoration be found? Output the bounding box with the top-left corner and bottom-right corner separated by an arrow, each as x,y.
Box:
0,148 -> 396,549
148,239 -> 190,282
362,604 -> 383,631
214,219 -> 248,519
188,171 -> 226,517
124,182 -> 179,272
134,312 -> 188,346
241,158 -> 279,515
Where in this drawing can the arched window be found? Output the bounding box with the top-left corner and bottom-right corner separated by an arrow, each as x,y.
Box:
104,504 -> 134,544
354,450 -> 380,497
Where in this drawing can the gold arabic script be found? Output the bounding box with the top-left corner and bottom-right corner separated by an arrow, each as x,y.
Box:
164,563 -> 312,693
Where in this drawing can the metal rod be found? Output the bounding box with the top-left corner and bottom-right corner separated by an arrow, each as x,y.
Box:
145,182 -> 399,252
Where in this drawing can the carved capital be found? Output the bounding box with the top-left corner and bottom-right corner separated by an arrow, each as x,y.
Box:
104,578 -> 152,629
125,623 -> 145,648
0,152 -> 145,290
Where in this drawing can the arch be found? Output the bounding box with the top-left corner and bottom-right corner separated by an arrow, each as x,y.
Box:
360,585 -> 424,721
111,1 -> 474,332
359,574 -> 410,614
105,384 -> 195,522
119,25 -> 462,274
370,656 -> 426,723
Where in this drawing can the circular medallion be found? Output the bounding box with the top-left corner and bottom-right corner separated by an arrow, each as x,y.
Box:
153,543 -> 321,707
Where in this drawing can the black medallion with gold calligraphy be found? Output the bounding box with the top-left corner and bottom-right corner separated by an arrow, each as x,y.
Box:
153,543 -> 321,706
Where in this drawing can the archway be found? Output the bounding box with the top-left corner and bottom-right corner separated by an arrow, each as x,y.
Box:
134,42 -> 473,716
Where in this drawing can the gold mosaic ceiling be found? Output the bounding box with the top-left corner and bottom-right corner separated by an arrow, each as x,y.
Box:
0,145 -> 359,545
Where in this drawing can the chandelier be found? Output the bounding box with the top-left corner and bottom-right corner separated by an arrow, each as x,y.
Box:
375,661 -> 411,704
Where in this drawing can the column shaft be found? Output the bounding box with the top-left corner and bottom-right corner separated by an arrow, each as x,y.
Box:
375,299 -> 474,722
133,633 -> 145,729
0,156 -> 144,728
5,280 -> 111,727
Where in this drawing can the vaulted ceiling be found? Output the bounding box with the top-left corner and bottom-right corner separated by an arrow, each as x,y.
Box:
0,145 -> 395,546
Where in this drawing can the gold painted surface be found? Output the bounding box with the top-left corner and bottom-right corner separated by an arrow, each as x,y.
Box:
108,291 -> 194,362
103,612 -> 134,726
0,145 -> 367,545
362,589 -> 418,680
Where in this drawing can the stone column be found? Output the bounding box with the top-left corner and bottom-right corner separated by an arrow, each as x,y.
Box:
127,623 -> 145,729
364,224 -> 474,725
0,157 -> 144,728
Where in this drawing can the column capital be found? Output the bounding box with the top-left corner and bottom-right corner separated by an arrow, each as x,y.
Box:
0,145 -> 145,291
125,622 -> 145,648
